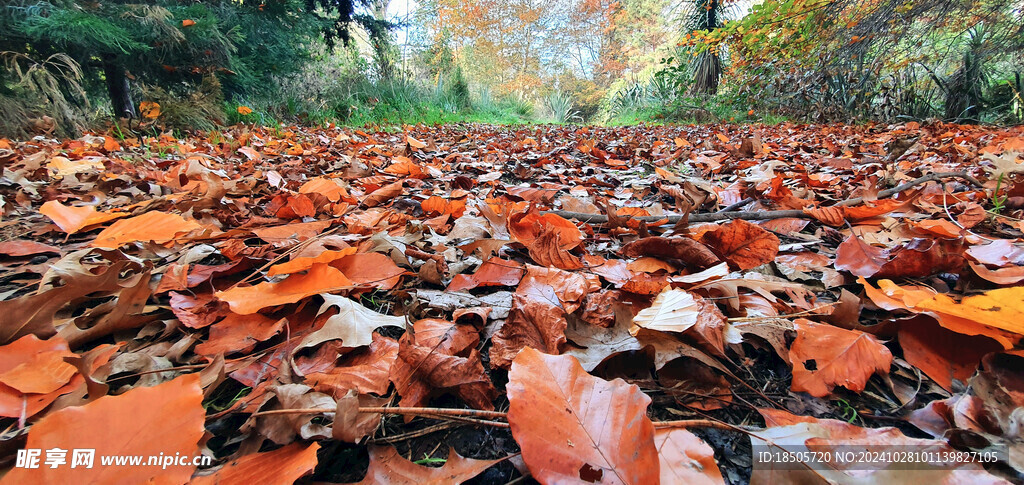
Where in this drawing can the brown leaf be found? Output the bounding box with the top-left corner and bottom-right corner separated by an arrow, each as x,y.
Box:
507,348 -> 659,485
897,316 -> 1001,392
390,325 -> 496,410
622,236 -> 721,270
304,333 -> 399,396
363,180 -> 405,207
333,390 -> 387,442
447,257 -> 525,292
697,219 -> 779,271
834,232 -> 890,277
491,293 -> 568,369
526,223 -> 584,270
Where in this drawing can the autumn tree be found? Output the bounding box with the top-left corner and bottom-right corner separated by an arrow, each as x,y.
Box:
0,0 -> 323,134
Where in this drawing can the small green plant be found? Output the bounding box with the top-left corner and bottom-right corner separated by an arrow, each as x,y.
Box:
413,454 -> 447,466
203,385 -> 251,412
834,398 -> 858,424
989,173 -> 1009,216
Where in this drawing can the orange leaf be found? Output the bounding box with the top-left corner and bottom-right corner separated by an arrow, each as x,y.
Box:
216,263 -> 352,314
405,135 -> 427,149
303,334 -> 399,396
181,19 -> 196,27
789,319 -> 892,397
801,206 -> 845,226
139,100 -> 161,119
509,210 -> 583,250
916,287 -> 1024,336
39,200 -> 126,234
655,428 -> 725,485
834,232 -> 889,277
329,252 -> 406,290
447,257 -> 525,292
91,211 -> 204,248
194,312 -> 286,357
192,443 -> 319,485
2,374 -> 204,484
267,248 -> 357,276
354,446 -> 500,484
897,316 -> 1001,392
237,105 -> 253,115
525,224 -> 584,270
908,219 -> 962,238
363,180 -> 404,207
507,348 -> 659,484
300,177 -> 353,203
697,219 -> 779,271
421,196 -> 466,218
0,335 -> 78,417
842,199 -> 905,220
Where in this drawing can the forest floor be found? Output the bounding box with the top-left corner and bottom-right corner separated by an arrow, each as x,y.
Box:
1,122 -> 1024,484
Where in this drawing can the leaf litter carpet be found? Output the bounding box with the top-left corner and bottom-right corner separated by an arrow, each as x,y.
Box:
1,122 -> 1024,483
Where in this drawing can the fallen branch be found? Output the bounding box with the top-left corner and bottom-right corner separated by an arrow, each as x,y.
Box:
248,406 -> 760,431
546,171 -> 983,224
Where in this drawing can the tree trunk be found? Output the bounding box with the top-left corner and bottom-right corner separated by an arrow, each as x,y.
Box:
103,56 -> 136,119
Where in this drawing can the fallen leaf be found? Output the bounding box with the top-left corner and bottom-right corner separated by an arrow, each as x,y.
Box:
192,443 -> 319,485
622,236 -> 721,270
789,319 -> 893,398
507,348 -> 659,485
91,211 -> 204,248
630,288 -> 701,334
355,446 -> 501,484
654,428 -> 725,485
216,263 -> 353,314
0,374 -> 204,484
698,219 -> 780,270
296,294 -> 406,351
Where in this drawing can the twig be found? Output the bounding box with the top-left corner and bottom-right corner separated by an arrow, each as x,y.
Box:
248,406 -> 508,419
368,422 -> 459,444
546,172 -> 983,224
653,419 -> 758,432
717,197 -> 754,213
248,405 -> 761,432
